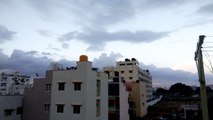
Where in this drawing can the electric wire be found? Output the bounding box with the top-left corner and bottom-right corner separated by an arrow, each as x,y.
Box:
203,50 -> 213,73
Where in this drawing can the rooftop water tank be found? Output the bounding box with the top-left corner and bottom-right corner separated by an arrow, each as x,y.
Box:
79,55 -> 88,61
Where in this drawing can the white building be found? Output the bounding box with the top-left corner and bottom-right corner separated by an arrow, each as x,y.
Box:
23,55 -> 108,120
0,73 -> 31,95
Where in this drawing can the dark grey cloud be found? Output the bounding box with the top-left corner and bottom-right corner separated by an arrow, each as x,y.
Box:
58,29 -> 170,51
0,50 -> 52,76
0,49 -> 76,77
27,0 -> 134,26
197,3 -> 213,14
145,64 -> 198,87
0,25 -> 16,43
1,50 -> 209,87
27,0 -> 190,26
92,52 -> 202,87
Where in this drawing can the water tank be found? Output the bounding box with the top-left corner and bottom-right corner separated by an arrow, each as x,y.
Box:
79,55 -> 88,61
131,58 -> 136,61
125,58 -> 130,61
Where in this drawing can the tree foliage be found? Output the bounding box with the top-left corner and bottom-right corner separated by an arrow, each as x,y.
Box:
169,83 -> 193,96
155,88 -> 168,95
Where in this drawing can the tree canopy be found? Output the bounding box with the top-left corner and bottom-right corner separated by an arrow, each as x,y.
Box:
169,83 -> 193,96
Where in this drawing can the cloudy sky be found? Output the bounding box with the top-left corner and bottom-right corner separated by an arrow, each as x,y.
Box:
1,0 -> 213,87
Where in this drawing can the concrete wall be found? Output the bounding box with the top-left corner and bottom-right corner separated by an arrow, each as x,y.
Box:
120,82 -> 129,120
97,72 -> 108,120
50,61 -> 105,120
131,82 -> 147,118
0,95 -> 23,120
22,71 -> 52,120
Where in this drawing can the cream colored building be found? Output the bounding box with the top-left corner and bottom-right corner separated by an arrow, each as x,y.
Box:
23,55 -> 108,120
104,58 -> 153,118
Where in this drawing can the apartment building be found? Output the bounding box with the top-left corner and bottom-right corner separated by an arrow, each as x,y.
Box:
116,58 -> 153,101
0,72 -> 31,95
0,72 -> 31,120
104,67 -> 129,120
22,55 -> 108,120
104,58 -> 153,119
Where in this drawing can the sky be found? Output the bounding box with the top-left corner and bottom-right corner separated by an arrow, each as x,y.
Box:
1,0 -> 213,87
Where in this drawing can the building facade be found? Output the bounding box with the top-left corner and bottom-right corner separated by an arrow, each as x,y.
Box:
23,55 -> 108,120
0,72 -> 31,95
104,58 -> 153,119
0,95 -> 23,120
104,67 -> 129,120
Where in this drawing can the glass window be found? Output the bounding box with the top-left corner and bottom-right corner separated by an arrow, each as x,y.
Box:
74,82 -> 81,91
44,104 -> 50,112
96,80 -> 100,96
4,109 -> 13,116
45,84 -> 51,91
58,82 -> 65,91
57,104 -> 64,113
96,100 -> 100,117
73,105 -> 81,114
16,107 -> 22,115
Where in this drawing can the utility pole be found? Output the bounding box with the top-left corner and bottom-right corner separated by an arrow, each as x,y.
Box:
194,35 -> 209,120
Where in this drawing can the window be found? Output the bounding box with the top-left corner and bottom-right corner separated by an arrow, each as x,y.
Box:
119,63 -> 125,66
45,84 -> 51,91
74,82 -> 81,91
96,100 -> 100,117
58,82 -> 65,91
44,104 -> 50,112
2,77 -> 7,80
1,83 -> 6,86
129,70 -> 133,73
121,71 -> 124,73
96,80 -> 100,96
127,63 -> 133,65
16,107 -> 22,114
114,71 -> 119,77
109,98 -> 116,109
4,109 -> 13,116
129,77 -> 132,80
57,104 -> 64,113
73,105 -> 81,114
